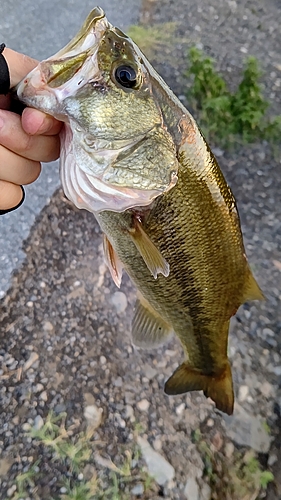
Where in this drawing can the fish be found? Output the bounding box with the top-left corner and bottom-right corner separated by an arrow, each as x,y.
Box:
16,7 -> 264,415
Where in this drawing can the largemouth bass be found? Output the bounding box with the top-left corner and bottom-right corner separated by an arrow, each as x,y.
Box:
17,7 -> 264,415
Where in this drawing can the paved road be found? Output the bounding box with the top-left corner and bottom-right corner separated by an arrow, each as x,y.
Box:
0,0 -> 142,297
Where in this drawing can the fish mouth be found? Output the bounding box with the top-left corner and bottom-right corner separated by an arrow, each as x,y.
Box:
16,7 -> 109,115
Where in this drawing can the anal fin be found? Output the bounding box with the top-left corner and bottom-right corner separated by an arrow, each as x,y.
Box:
128,219 -> 169,279
242,267 -> 265,302
132,292 -> 173,348
164,361 -> 234,415
103,234 -> 123,288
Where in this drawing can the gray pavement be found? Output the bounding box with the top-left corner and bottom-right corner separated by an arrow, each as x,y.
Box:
0,0 -> 142,296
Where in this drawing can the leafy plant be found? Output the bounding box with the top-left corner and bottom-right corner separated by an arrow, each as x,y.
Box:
9,411 -> 156,500
10,460 -> 41,500
186,47 -> 281,147
28,411 -> 93,473
59,477 -> 98,500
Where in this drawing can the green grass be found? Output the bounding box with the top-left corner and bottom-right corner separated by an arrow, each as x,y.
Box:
8,411 -> 156,500
186,47 -> 281,147
127,23 -> 184,63
191,429 -> 274,499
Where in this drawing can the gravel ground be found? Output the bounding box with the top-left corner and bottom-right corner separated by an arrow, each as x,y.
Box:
0,0 -> 281,499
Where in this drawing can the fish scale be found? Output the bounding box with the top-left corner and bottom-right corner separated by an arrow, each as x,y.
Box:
16,7 -> 264,415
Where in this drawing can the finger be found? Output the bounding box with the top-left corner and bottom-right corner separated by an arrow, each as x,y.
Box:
0,94 -> 11,110
3,48 -> 38,87
0,145 -> 41,185
0,180 -> 24,211
0,110 -> 60,162
22,107 -> 63,136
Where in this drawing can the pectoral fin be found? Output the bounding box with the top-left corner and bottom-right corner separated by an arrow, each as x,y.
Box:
165,361 -> 234,415
132,292 -> 173,348
103,234 -> 123,288
128,219 -> 169,279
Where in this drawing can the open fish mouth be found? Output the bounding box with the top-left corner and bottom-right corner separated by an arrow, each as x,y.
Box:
16,7 -> 109,117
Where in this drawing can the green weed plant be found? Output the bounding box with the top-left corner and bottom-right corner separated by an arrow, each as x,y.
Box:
186,47 -> 281,147
8,411 -> 155,500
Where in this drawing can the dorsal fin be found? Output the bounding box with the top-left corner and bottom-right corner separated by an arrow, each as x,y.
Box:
132,292 -> 173,348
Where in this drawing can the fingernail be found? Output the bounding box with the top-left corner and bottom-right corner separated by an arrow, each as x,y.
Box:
0,112 -> 4,130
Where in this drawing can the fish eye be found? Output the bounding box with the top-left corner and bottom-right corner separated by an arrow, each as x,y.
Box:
114,65 -> 137,88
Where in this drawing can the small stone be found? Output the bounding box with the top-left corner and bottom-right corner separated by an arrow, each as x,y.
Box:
200,482 -> 212,500
206,419 -> 214,427
137,399 -> 150,412
238,385 -> 249,402
267,454 -> 278,467
212,147 -> 224,157
212,431 -> 223,451
54,403 -> 66,413
23,352 -> 39,372
260,382 -> 274,398
125,405 -> 135,420
43,321 -> 54,332
184,477 -> 199,500
0,457 -> 13,477
84,405 -> 103,429
143,365 -> 157,380
153,438 -> 162,451
244,310 -> 251,319
176,403 -> 185,415
40,391 -> 48,401
268,454 -> 278,466
225,442 -> 234,458
7,485 -> 17,497
5,357 -> 16,366
263,327 -> 275,337
34,383 -> 44,393
60,487 -> 67,494
26,301 -> 34,307
131,483 -> 144,496
137,436 -> 175,485
78,473 -> 83,480
114,376 -> 123,387
22,422 -> 31,432
33,415 -> 44,431
271,366 -> 281,376
100,356 -> 106,365
224,405 -> 271,453
111,292 -> 127,313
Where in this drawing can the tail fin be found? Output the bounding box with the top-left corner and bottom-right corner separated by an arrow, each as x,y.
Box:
164,362 -> 234,415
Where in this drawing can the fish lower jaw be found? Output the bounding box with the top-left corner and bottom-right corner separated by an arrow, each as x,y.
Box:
17,70 -> 59,113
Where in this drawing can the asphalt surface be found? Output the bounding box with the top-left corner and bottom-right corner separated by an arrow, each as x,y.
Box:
0,0 -> 142,296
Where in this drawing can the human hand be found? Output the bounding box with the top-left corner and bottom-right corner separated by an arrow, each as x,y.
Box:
0,47 -> 62,213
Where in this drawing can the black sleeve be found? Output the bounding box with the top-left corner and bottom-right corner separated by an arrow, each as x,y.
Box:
0,43 -> 10,95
